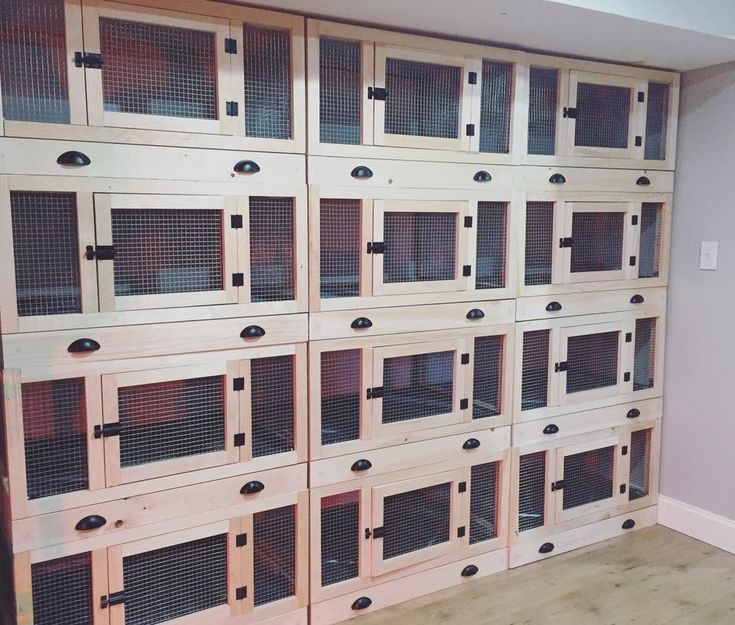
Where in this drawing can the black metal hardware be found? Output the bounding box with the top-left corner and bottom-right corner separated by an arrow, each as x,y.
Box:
461,353 -> 470,365
351,165 -> 373,179
457,526 -> 466,538
549,173 -> 566,184
551,480 -> 564,492
367,387 -> 384,400
458,482 -> 467,493
638,91 -> 646,103
632,215 -> 639,226
466,308 -> 485,320
68,338 -> 101,353
464,216 -> 474,228
636,176 -> 651,186
241,325 -> 266,338
624,372 -> 631,382
555,362 -> 569,373
233,159 -> 260,174
543,424 -> 559,435
468,71 -> 478,85
75,515 -> 107,531
85,245 -> 115,261
226,101 -> 239,116
630,256 -> 637,267
460,398 -> 469,410
620,484 -> 627,494
225,38 -> 238,54
559,237 -> 573,248
351,317 -> 373,329
627,408 -> 641,419
233,377 -> 245,392
94,423 -> 121,439
546,301 -> 562,312
236,587 -> 247,600
462,265 -> 472,277
351,459 -> 372,472
57,150 -> 91,166
236,533 -> 248,547
372,527 -> 385,539
367,242 -> 385,254
100,591 -> 125,609
563,107 -> 577,119
240,481 -> 265,495
352,597 -> 373,611
231,215 -> 243,229
622,445 -> 628,456
462,438 -> 481,450
473,170 -> 492,183
539,542 -> 555,554
622,519 -> 636,530
461,564 -> 479,577
635,136 -> 642,147
630,294 -> 645,304
368,87 -> 387,100
234,433 -> 246,447
625,332 -> 632,343
75,52 -> 103,69
232,273 -> 245,287
466,124 -> 475,137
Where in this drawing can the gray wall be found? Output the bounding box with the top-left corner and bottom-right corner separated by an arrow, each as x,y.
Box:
662,61 -> 735,520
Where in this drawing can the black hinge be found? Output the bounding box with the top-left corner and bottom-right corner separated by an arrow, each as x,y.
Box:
458,481 -> 467,493
232,273 -> 245,287
622,445 -> 629,456
85,245 -> 116,261
464,216 -> 473,228
75,51 -> 104,69
559,237 -> 574,248
94,423 -> 121,439
234,433 -> 246,447
460,398 -> 469,410
367,242 -> 385,254
225,38 -> 238,54
620,484 -> 627,494
563,107 -> 577,119
466,124 -> 475,137
100,591 -> 125,609
555,362 -> 569,373
461,353 -> 470,365
457,526 -> 466,538
635,136 -> 642,147
624,372 -> 631,382
625,332 -> 632,343
630,256 -> 637,267
551,480 -> 565,492
468,71 -> 478,85
231,215 -> 243,229
367,387 -> 384,400
463,265 -> 472,277
236,587 -> 247,601
233,377 -> 245,391
632,215 -> 639,226
368,87 -> 387,100
226,101 -> 239,116
236,533 -> 248,547
638,91 -> 646,103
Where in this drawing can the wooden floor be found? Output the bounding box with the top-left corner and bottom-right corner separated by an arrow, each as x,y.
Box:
358,526 -> 735,625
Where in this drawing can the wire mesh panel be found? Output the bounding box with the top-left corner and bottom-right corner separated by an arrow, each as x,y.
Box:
251,355 -> 294,458
321,492 -> 360,587
382,351 -> 454,424
570,212 -> 625,273
562,446 -> 614,510
472,335 -> 503,419
319,38 -> 361,144
574,82 -> 631,149
566,331 -> 619,394
320,199 -> 361,299
384,58 -> 461,139
645,82 -> 670,160
382,482 -> 451,560
639,204 -> 663,279
629,429 -> 652,501
31,553 -> 93,625
249,197 -> 295,302
22,378 -> 88,500
633,318 -> 657,391
117,376 -> 226,469
254,505 -> 296,606
476,202 -> 507,289
0,0 -> 70,123
479,61 -> 512,154
525,202 -> 554,286
469,462 -> 499,544
528,67 -> 558,155
123,534 -> 228,625
11,192 -> 82,317
518,452 -> 546,532
321,350 -> 361,445
243,25 -> 292,139
111,208 -> 223,297
521,330 -> 550,411
383,212 -> 456,284
99,18 -> 217,119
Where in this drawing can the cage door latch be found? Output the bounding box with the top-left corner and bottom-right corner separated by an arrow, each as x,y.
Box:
559,237 -> 573,248
94,423 -> 122,439
365,526 -> 385,539
368,87 -> 387,100
554,361 -> 569,373
100,591 -> 125,609
367,242 -> 385,254
85,245 -> 116,261
75,52 -> 104,69
551,480 -> 565,492
563,107 -> 577,119
367,387 -> 384,399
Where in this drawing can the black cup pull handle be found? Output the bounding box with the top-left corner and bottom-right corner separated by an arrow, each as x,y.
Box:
466,308 -> 485,320
622,519 -> 636,530
75,515 -> 107,531
630,294 -> 645,304
351,459 -> 372,472
241,325 -> 266,339
461,564 -> 479,577
351,597 -> 372,611
240,481 -> 265,495
543,424 -> 559,435
462,438 -> 481,450
539,542 -> 555,554
233,160 -> 260,174
636,176 -> 651,186
627,408 -> 641,419
57,151 -> 91,167
473,170 -> 492,183
545,301 -> 562,312
351,165 -> 373,179
351,317 -> 373,330
68,338 -> 101,353
549,173 -> 566,184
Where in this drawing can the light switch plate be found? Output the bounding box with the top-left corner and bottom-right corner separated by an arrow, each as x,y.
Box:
700,241 -> 718,270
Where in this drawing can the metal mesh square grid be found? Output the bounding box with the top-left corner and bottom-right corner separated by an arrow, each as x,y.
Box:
518,452 -> 546,532
320,199 -> 361,299
566,331 -> 619,394
574,82 -> 631,149
479,61 -> 512,154
384,58 -> 461,139
476,202 -> 507,289
384,212 -> 457,284
382,482 -> 451,560
243,24 -> 292,139
382,351 -> 454,424
645,82 -> 670,160
570,211 -> 625,273
562,445 -> 614,510
521,330 -> 550,411
0,0 -> 70,123
319,37 -> 361,144
11,192 -> 82,317
123,534 -> 228,625
470,462 -> 499,544
525,202 -> 554,286
320,491 -> 360,587
251,355 -> 295,458
31,553 -> 93,625
22,378 -> 88,500
634,318 -> 657,391
254,505 -> 296,606
472,335 -> 503,419
111,208 -> 223,297
528,67 -> 558,155
629,428 -> 652,501
117,376 -> 226,469
99,18 -> 217,119
639,203 -> 663,279
321,349 -> 361,445
249,197 -> 295,302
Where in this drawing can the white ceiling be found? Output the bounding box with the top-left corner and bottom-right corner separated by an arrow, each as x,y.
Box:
234,0 -> 735,70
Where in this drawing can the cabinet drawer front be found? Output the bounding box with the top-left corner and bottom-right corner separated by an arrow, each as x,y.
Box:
520,166 -> 674,193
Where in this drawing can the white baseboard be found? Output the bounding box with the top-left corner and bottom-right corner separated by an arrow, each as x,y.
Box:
658,495 -> 735,554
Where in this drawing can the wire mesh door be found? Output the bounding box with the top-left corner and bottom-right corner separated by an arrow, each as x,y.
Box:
516,450 -> 552,535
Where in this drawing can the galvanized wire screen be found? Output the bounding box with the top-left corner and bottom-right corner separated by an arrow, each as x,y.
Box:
574,82 -> 631,149
111,208 -> 223,297
99,18 -> 217,119
0,0 -> 70,123
384,212 -> 456,283
634,318 -> 657,391
566,331 -> 619,394
117,376 -> 226,469
472,335 -> 503,419
123,534 -> 228,625
645,82 -> 670,160
570,212 -> 625,273
321,349 -> 361,445
384,58 -> 461,139
251,355 -> 295,458
243,24 -> 292,139
521,330 -> 550,411
629,428 -> 651,500
319,37 -> 361,144
562,446 -> 614,510
476,202 -> 507,289
528,67 -> 558,155
479,61 -> 512,153
320,491 -> 360,586
254,505 -> 296,606
31,553 -> 93,625
469,462 -> 499,544
382,482 -> 451,560
639,203 -> 662,278
22,378 -> 88,500
525,202 -> 554,286
382,351 -> 454,424
249,197 -> 295,302
518,452 -> 546,532
319,199 -> 361,299
11,192 -> 82,317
